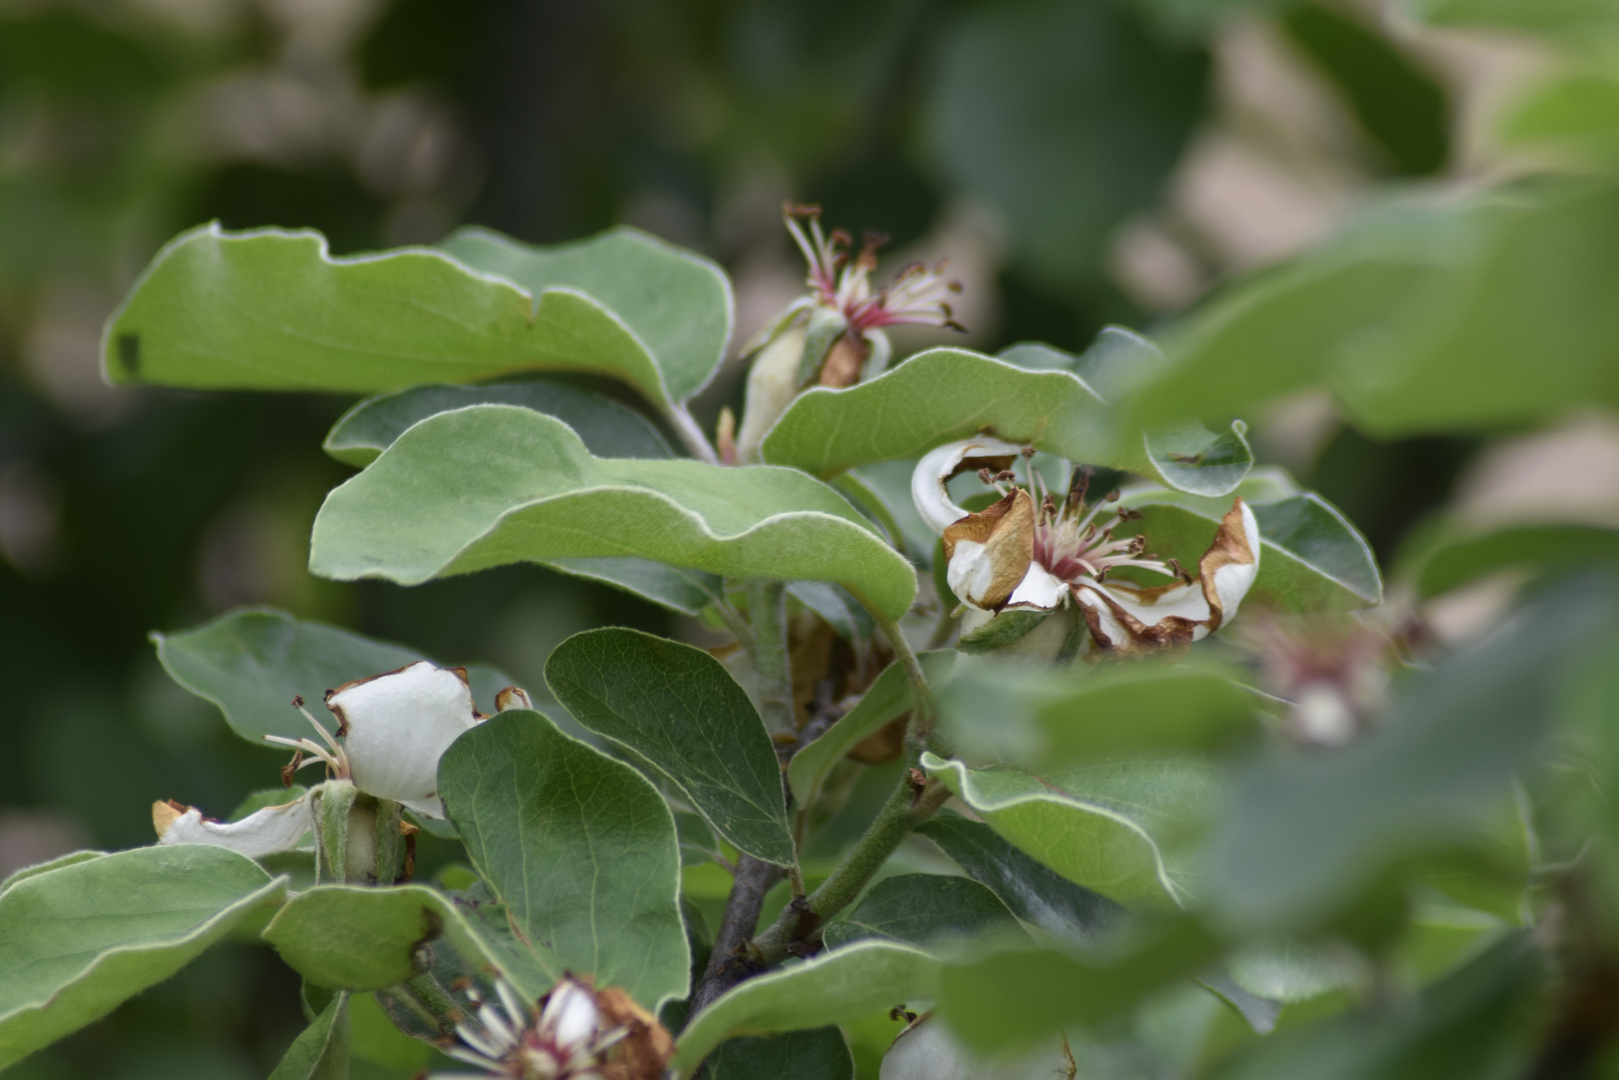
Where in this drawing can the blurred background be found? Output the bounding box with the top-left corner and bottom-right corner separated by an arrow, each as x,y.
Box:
1,0 -> 1608,1075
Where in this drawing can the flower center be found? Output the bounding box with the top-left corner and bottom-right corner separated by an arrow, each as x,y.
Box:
785,203 -> 964,334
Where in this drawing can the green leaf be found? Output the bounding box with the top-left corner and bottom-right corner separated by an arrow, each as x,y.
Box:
323,381 -> 674,467
788,581 -> 876,642
955,608 -> 1055,654
261,884 -> 525,996
1206,576 -> 1617,933
669,942 -> 940,1077
0,845 -> 285,1069
922,755 -> 1218,910
0,851 -> 104,893
1501,70 -> 1619,163
704,1028 -> 854,1080
1121,468 -> 1383,611
787,653 -> 955,807
267,992 -> 348,1080
1413,523 -> 1619,598
440,225 -> 733,403
152,607 -> 516,746
102,224 -> 729,410
438,710 -> 688,1010
309,406 -> 916,620
545,628 -> 795,866
1410,0 -> 1619,36
939,918 -> 1224,1052
917,812 -> 1120,948
761,346 -> 1253,497
545,557 -> 725,616
823,873 -> 1020,951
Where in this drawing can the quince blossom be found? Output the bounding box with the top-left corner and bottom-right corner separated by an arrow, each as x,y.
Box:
912,437 -> 1260,657
153,662 -> 530,854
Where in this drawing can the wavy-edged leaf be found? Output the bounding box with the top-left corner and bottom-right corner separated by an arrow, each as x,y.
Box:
0,851 -> 104,894
704,1027 -> 854,1080
921,754 -> 1217,911
917,812 -> 1120,949
822,873 -> 1019,951
323,381 -> 674,467
438,710 -> 688,1010
761,343 -> 1252,496
267,992 -> 348,1080
152,607 -> 515,746
0,845 -> 285,1069
546,557 -> 725,616
545,628 -> 794,866
787,653 -> 955,806
669,942 -> 940,1077
1120,468 -> 1382,611
440,226 -> 733,403
1413,522 -> 1619,598
309,406 -> 917,620
102,223 -> 717,409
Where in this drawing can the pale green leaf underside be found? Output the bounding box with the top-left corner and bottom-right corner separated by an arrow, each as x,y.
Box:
309,407 -> 917,620
323,381 -> 674,467
0,846 -> 284,1069
545,628 -> 795,865
101,223 -> 711,409
152,607 -> 516,746
441,226 -> 733,403
542,557 -> 725,615
438,711 -> 689,1011
761,346 -> 1252,496
822,872 -> 1020,950
922,754 -> 1218,911
266,992 -> 348,1080
669,942 -> 941,1076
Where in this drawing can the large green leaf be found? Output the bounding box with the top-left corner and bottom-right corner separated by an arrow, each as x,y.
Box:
152,607 -> 515,746
323,381 -> 674,467
704,1028 -> 854,1080
668,942 -> 940,1077
0,845 -> 285,1069
787,652 -> 955,807
916,813 -> 1120,948
1120,468 -> 1382,611
309,406 -> 917,620
102,223 -> 726,409
440,226 -> 732,403
545,628 -> 795,865
922,755 -> 1218,911
1206,576 -> 1615,933
267,992 -> 348,1080
261,884 -> 529,996
545,557 -> 725,616
438,711 -> 688,1010
1412,522 -> 1619,598
761,345 -> 1253,497
822,873 -> 1019,951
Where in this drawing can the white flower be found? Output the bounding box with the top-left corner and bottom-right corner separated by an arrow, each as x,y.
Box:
434,976 -> 673,1080
880,1010 -> 1074,1080
913,437 -> 1261,657
154,663 -> 532,854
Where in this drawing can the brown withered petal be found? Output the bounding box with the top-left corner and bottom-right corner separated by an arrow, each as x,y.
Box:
818,332 -> 869,388
942,488 -> 1036,610
594,986 -> 674,1080
1195,499 -> 1258,634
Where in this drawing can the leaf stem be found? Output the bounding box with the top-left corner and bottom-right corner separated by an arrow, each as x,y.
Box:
745,579 -> 796,740
874,610 -> 936,735
667,403 -> 720,464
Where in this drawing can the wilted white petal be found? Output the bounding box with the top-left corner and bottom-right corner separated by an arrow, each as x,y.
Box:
1207,500 -> 1261,628
326,661 -> 480,818
1005,562 -> 1067,610
912,436 -> 1026,534
153,796 -> 312,859
495,686 -> 533,712
1077,578 -> 1215,638
540,978 -> 600,1049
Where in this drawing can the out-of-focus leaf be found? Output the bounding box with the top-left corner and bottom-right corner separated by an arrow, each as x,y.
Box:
703,1027 -> 854,1080
1502,70 -> 1619,163
0,846 -> 284,1069
788,653 -> 955,806
1279,4 -> 1448,176
1409,0 -> 1619,35
266,992 -> 348,1080
763,344 -> 1252,496
545,557 -> 724,616
323,381 -> 674,467
822,873 -> 1020,951
939,918 -> 1224,1052
1414,523 -> 1619,598
309,407 -> 916,620
1206,576 -> 1616,933
1121,470 -> 1383,611
438,711 -> 688,1010
440,225 -> 733,403
922,755 -> 1218,910
917,812 -> 1120,949
1226,940 -> 1362,1004
788,581 -> 876,642
152,608 -> 515,746
545,628 -> 794,866
1207,935 -> 1542,1080
103,223 -> 728,409
926,0 -> 1208,287
669,942 -> 939,1077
